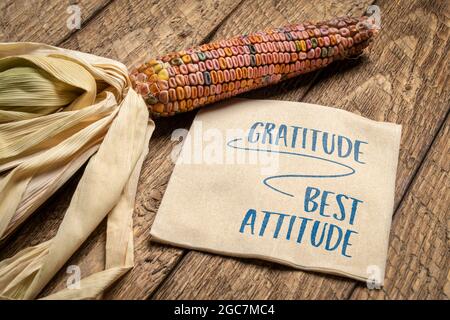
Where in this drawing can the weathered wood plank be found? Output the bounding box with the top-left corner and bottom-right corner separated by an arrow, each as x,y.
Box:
0,0 -> 111,44
351,116 -> 449,299
152,0 -> 450,299
0,0 -> 242,299
58,0 -> 242,68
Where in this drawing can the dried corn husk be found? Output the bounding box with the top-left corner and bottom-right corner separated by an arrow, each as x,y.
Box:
0,43 -> 155,299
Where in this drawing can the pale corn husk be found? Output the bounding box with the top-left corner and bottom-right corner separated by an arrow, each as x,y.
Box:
0,42 -> 155,299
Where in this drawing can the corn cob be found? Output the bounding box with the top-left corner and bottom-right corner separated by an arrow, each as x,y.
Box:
131,16 -> 378,117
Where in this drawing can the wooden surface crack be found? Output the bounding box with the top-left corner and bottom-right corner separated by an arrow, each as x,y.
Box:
56,0 -> 115,47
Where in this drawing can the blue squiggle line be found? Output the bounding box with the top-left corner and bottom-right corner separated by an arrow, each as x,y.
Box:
226,138 -> 356,197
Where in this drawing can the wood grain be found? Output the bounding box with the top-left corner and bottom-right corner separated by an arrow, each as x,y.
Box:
0,0 -> 111,44
59,0 -> 243,68
152,0 -> 450,299
351,116 -> 449,299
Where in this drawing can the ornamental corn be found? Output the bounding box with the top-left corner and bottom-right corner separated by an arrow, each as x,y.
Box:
131,15 -> 378,117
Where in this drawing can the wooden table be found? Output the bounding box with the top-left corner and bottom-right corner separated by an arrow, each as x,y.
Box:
1,0 -> 448,300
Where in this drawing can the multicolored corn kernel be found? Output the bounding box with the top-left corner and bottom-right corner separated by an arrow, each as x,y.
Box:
131,15 -> 378,117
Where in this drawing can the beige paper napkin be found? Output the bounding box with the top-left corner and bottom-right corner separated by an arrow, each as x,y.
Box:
151,98 -> 401,286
